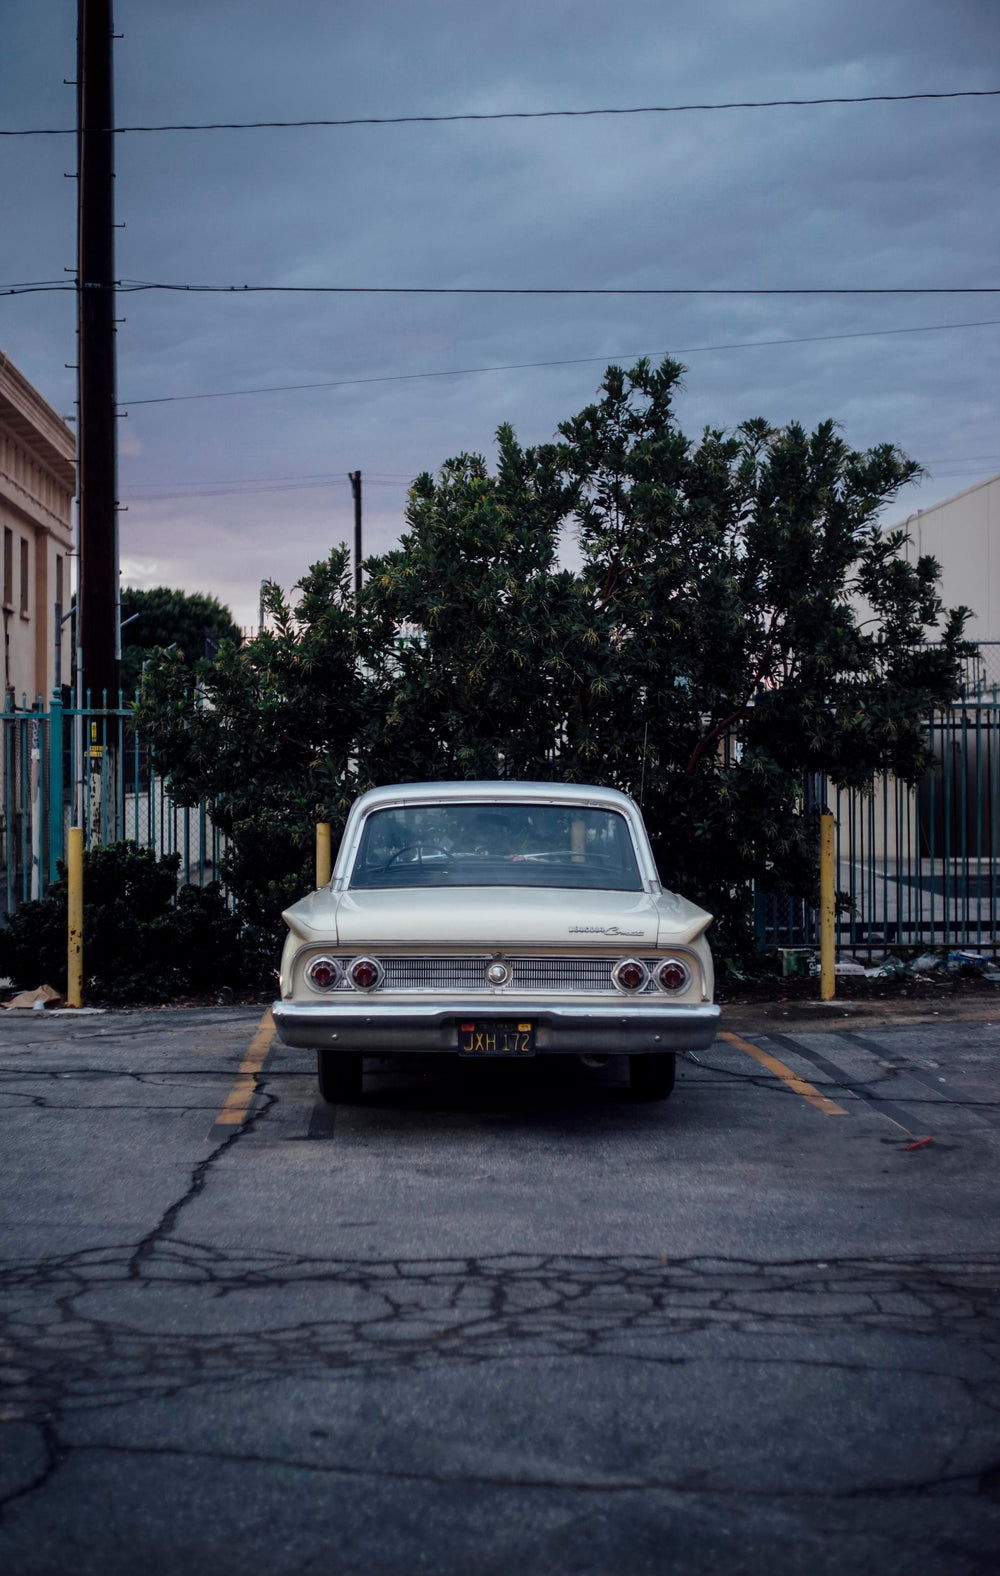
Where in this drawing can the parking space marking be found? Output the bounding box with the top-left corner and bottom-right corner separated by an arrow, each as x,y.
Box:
765,1033 -> 929,1137
211,1008 -> 275,1132
841,1031 -> 1000,1128
717,1031 -> 848,1115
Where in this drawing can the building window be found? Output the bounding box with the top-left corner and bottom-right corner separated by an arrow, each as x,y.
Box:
3,528 -> 11,607
20,536 -> 29,615
56,553 -> 64,612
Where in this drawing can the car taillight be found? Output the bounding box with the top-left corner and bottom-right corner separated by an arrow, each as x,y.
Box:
613,959 -> 647,992
657,958 -> 690,992
306,956 -> 341,991
349,957 -> 381,990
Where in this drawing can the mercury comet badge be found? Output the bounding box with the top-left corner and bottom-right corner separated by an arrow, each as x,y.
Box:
569,925 -> 644,936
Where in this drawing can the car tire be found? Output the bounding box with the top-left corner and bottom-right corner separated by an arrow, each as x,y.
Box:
317,1049 -> 363,1103
629,1052 -> 676,1100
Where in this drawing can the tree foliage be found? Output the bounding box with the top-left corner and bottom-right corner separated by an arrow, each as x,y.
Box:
135,360 -> 971,962
120,585 -> 242,695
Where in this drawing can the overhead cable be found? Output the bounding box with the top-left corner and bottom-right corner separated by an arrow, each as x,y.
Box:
122,317 -> 1000,408
2,87 -> 998,136
5,280 -> 1000,299
119,452 -> 1000,502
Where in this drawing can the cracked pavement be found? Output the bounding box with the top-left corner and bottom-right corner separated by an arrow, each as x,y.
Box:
0,1007 -> 998,1573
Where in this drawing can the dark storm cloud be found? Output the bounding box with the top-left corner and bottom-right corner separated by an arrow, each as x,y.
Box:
1,0 -> 998,622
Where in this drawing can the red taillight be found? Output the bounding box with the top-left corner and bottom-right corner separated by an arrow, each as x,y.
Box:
658,959 -> 689,992
306,956 -> 340,991
614,959 -> 646,992
349,957 -> 381,990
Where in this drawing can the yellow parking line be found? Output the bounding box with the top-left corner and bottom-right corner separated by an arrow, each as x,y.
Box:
214,1008 -> 276,1126
718,1030 -> 848,1116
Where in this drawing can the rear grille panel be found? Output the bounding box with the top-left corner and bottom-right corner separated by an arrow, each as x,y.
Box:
325,955 -> 666,993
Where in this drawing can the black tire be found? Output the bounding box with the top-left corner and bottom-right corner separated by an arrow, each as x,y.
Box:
317,1049 -> 363,1103
629,1052 -> 676,1100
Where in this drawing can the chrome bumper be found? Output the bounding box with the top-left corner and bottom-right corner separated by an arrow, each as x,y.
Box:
272,998 -> 720,1055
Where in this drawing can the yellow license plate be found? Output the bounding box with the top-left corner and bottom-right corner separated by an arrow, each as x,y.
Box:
457,1021 -> 535,1057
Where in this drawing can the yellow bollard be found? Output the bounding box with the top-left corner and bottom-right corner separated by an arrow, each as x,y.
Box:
67,826 -> 83,1009
316,822 -> 332,889
819,811 -> 835,1002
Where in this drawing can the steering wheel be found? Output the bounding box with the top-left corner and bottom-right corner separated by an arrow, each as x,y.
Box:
386,843 -> 452,867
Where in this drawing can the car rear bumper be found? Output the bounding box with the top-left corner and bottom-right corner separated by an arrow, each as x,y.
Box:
272,998 -> 720,1055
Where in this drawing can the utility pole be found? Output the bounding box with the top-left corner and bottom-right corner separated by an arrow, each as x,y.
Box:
349,470 -> 362,595
76,0 -> 119,708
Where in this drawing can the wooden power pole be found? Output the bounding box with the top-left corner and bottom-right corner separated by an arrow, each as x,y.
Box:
77,0 -> 119,706
349,470 -> 362,594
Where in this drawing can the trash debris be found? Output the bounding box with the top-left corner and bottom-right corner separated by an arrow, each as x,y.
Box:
946,950 -> 991,975
834,958 -> 867,975
910,952 -> 945,974
3,984 -> 64,1009
865,956 -> 914,980
904,1136 -> 934,1152
779,948 -> 812,979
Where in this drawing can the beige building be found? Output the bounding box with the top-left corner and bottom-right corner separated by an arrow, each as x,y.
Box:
0,349 -> 76,705
899,471 -> 1000,649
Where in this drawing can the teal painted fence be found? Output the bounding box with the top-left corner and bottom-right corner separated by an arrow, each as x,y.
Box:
1,691 -> 226,915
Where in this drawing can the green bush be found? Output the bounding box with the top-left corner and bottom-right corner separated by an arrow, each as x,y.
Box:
0,842 -> 249,1003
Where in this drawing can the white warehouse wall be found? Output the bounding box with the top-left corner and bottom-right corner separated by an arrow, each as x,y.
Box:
898,471 -> 1000,645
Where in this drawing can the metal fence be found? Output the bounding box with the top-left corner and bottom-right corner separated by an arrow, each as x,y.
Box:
7,688 -> 1000,954
759,697 -> 1000,954
1,691 -> 226,915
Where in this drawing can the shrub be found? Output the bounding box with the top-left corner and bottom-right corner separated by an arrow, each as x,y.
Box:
0,842 -> 249,1003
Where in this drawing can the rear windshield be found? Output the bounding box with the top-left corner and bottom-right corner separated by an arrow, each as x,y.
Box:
350,803 -> 643,890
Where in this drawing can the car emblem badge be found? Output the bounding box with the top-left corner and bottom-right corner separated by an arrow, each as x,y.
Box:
486,962 -> 510,985
568,925 -> 644,936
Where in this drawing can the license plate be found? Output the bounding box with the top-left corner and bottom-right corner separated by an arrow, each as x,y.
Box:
457,1020 -> 535,1057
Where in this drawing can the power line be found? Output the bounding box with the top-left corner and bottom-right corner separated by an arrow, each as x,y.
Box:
123,474 -> 410,500
121,317 -> 1000,408
2,87 -> 998,136
120,281 -> 1000,297
119,452 -> 1000,502
5,280 -> 1000,300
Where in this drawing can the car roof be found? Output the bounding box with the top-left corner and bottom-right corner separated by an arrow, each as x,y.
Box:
351,781 -> 640,814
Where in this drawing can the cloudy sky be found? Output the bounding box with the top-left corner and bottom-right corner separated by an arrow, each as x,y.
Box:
2,0 -> 998,627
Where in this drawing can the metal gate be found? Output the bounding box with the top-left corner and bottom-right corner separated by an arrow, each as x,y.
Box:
1,691 -> 226,916
758,699 -> 1000,953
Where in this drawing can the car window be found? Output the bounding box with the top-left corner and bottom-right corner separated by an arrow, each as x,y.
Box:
350,803 -> 644,890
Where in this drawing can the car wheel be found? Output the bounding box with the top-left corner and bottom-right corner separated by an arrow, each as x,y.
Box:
317,1049 -> 363,1103
629,1052 -> 676,1100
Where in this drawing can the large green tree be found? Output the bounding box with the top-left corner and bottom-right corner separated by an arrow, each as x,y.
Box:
135,360 -> 971,960
552,358 -> 969,942
119,585 -> 242,695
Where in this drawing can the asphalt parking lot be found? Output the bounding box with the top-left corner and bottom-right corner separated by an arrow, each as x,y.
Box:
1,1004 -> 999,1575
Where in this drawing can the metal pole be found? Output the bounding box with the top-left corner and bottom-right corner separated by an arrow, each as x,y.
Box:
67,825 -> 84,1008
48,687 -> 64,880
349,470 -> 362,595
819,811 -> 836,1001
316,822 -> 331,888
77,0 -> 119,707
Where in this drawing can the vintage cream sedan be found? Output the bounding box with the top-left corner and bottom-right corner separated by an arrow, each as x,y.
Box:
272,781 -> 719,1101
